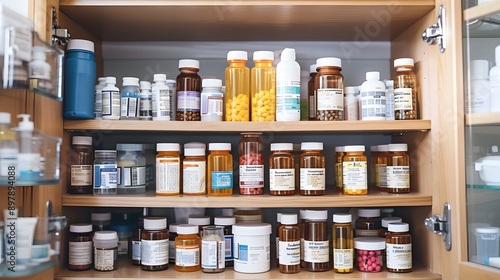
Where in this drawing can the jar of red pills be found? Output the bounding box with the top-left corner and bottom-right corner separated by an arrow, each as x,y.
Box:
239,132 -> 264,195
354,237 -> 385,272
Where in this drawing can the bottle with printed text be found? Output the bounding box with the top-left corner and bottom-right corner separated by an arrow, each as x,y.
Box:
93,150 -> 118,195
120,77 -> 140,120
201,78 -> 224,121
393,58 -> 418,120
152,74 -> 172,121
176,59 -> 202,121
94,77 -> 106,119
360,71 -> 386,120
276,48 -> 301,121
314,57 -> 344,121
278,213 -> 300,274
101,77 -> 120,120
139,81 -> 153,120
332,213 -> 354,273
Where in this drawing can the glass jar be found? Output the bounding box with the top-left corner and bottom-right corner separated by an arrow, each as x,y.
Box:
225,51 -> 250,122
117,143 -> 146,194
303,210 -> 329,272
308,64 -> 317,120
188,216 -> 211,235
299,142 -> 325,196
214,216 -> 236,267
141,217 -> 169,271
69,136 -> 93,194
182,147 -> 206,195
251,51 -> 276,122
91,212 -> 111,232
314,57 -> 344,121
239,132 -> 264,195
93,150 -> 118,195
176,59 -> 202,121
332,213 -> 354,273
387,143 -> 410,193
393,58 -> 418,120
175,224 -> 201,272
169,224 -> 178,264
68,223 -> 93,271
278,213 -> 300,274
334,146 -> 344,191
380,217 -> 403,237
93,231 -> 118,271
386,222 -> 412,273
200,78 -> 224,121
342,145 -> 367,195
269,143 -> 295,196
354,237 -> 386,272
376,144 -> 389,192
207,143 -> 233,196
201,226 -> 225,273
156,143 -> 181,195
355,208 -> 382,237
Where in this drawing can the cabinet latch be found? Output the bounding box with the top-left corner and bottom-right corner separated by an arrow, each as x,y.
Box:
425,202 -> 451,251
421,5 -> 446,53
51,7 -> 71,46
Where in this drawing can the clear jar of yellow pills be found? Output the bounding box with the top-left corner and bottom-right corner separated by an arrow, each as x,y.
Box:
342,145 -> 367,195
225,51 -> 250,122
251,51 -> 276,122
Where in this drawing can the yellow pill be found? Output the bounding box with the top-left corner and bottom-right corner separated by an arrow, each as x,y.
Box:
356,189 -> 363,194
337,269 -> 345,272
266,115 -> 273,121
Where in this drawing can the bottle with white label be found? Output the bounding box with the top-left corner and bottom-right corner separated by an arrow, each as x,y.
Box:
175,224 -> 201,272
469,60 -> 490,114
344,86 -> 359,120
332,213 -> 353,273
276,48 -> 301,121
116,144 -> 146,194
68,223 -> 93,271
299,142 -> 326,196
69,136 -> 93,194
16,114 -> 41,180
360,71 -> 386,120
386,143 -> 410,193
385,80 -> 395,120
279,213 -> 300,274
101,77 -> 121,120
120,77 -> 140,120
94,77 -> 106,119
93,150 -> 118,195
152,74 -> 172,121
386,222 -> 412,273
141,217 -> 169,271
490,46 -> 500,112
139,81 -> 153,120
166,80 -> 177,120
393,58 -> 418,120
314,57 -> 344,121
200,78 -> 224,121
303,210 -> 329,272
156,143 -> 181,195
201,226 -> 225,273
342,145 -> 368,195
0,112 -> 18,181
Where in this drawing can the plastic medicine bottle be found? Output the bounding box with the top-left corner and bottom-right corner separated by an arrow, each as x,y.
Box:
152,74 -> 172,121
332,213 -> 354,273
175,224 -> 201,272
139,80 -> 153,120
314,57 -> 344,121
251,51 -> 276,122
386,143 -> 410,193
344,86 -> 359,120
94,77 -> 106,119
360,71 -> 386,120
269,143 -> 295,196
156,143 -> 181,195
342,145 -> 367,195
207,143 -> 233,196
69,136 -> 93,194
182,147 -> 206,195
68,223 -> 93,271
334,146 -> 345,190
385,80 -> 395,120
93,231 -> 118,271
101,77 -> 120,120
120,77 -> 140,120
93,150 -> 118,195
176,59 -> 202,121
117,144 -> 146,194
141,217 -> 169,271
225,50 -> 250,122
299,142 -> 325,196
303,210 -> 329,272
276,48 -> 301,121
201,78 -> 224,121
393,58 -> 418,120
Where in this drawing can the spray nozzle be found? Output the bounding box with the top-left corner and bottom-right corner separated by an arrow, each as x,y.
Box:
17,114 -> 34,131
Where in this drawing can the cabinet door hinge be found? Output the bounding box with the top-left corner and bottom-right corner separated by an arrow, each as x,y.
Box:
51,7 -> 71,46
421,5 -> 446,53
425,202 -> 452,251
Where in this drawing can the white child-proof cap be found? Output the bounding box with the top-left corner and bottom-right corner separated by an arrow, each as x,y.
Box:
382,217 -> 403,228
366,71 -> 380,81
67,39 -> 95,53
179,59 -> 200,69
232,223 -> 272,235
358,208 -> 381,218
144,217 -> 167,230
333,213 -> 352,223
394,58 -> 414,68
209,143 -> 231,151
301,142 -> 323,151
184,148 -> 205,157
388,143 -> 408,152
280,213 -> 298,225
377,145 -> 389,152
335,146 -> 345,152
214,216 -> 236,226
354,237 -> 386,250
227,50 -> 248,61
157,143 -> 180,152
122,77 -> 139,86
388,222 -> 410,232
344,145 -> 365,152
140,81 -> 151,90
253,51 -> 274,61
177,224 -> 199,234
105,76 -> 116,85
188,216 -> 210,225
305,210 -> 328,221
310,64 -> 317,73
72,136 -> 92,145
202,78 -> 222,88
316,57 -> 342,68
270,143 -> 293,151
70,223 -> 92,233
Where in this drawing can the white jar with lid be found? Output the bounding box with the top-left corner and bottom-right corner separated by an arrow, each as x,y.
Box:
93,231 -> 119,271
201,78 -> 224,122
117,144 -> 146,194
232,223 -> 272,273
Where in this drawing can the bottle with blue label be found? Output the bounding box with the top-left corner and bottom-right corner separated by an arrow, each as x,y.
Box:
207,143 -> 233,196
63,39 -> 96,119
120,77 -> 140,120
93,150 -> 118,195
276,48 -> 301,121
16,114 -> 41,180
201,78 -> 224,121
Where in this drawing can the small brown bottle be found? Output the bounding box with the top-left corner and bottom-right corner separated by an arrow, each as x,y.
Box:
314,57 -> 344,121
386,143 -> 411,193
303,210 -> 329,272
393,58 -> 418,120
386,222 -> 412,273
176,59 -> 202,121
269,143 -> 295,196
141,217 -> 169,271
299,142 -> 325,196
308,64 -> 317,120
69,136 -> 93,194
278,213 -> 300,274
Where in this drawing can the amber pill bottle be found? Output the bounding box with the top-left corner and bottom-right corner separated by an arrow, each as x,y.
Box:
141,217 -> 169,271
303,210 -> 329,272
386,222 -> 412,273
299,142 -> 325,196
278,213 -> 300,274
175,224 -> 201,272
332,213 -> 354,273
68,223 -> 93,271
269,143 -> 295,196
386,143 -> 411,193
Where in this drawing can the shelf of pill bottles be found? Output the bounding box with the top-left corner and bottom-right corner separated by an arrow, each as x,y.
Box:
465,112 -> 500,126
59,1 -> 434,42
55,256 -> 440,280
61,189 -> 432,208
63,119 -> 431,133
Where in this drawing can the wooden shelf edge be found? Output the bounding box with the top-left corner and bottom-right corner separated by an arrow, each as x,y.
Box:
464,1 -> 500,22
63,120 -> 431,133
465,113 -> 500,126
62,191 -> 432,208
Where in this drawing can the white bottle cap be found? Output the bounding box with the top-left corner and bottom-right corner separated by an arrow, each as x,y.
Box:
188,216 -> 210,225
91,212 -> 111,221
280,213 -> 298,225
140,81 -> 151,90
385,80 -> 394,88
169,224 -> 178,232
185,142 -> 206,150
179,59 -> 200,69
227,50 -> 248,61
0,112 -> 11,124
310,64 -> 317,73
232,223 -> 272,235
117,143 -> 143,151
67,39 -> 95,53
32,46 -> 47,60
105,76 -> 116,84
316,57 -> 342,68
270,143 -> 293,151
388,222 -> 409,232
70,223 -> 93,233
214,216 -> 236,226
16,114 -> 34,131
394,58 -> 414,68
280,48 -> 296,61
209,143 -> 231,151
344,145 -> 365,152
382,217 -> 403,228
335,146 -> 345,152
177,224 -> 199,234
345,86 -> 357,94
476,227 -> 500,234
166,79 -> 176,85
202,78 -> 222,88
305,210 -> 328,221
143,217 -> 167,230
370,145 -> 379,152
299,209 -> 306,220
388,143 -> 408,152
471,60 -> 489,80
354,237 -> 386,250
358,208 -> 380,218
72,136 -> 92,145
157,143 -> 180,152
377,145 -> 389,152
98,77 -> 106,84
184,147 -> 205,156
253,51 -> 274,61
366,71 -> 380,81
277,213 -> 282,223
122,77 -> 139,86
333,213 -> 352,223
301,142 -> 323,151
93,231 -> 118,241
153,74 -> 166,82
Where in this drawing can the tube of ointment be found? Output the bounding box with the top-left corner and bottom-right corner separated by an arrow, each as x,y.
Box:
16,217 -> 38,265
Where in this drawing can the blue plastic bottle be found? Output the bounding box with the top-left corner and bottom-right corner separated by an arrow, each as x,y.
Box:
63,39 -> 96,119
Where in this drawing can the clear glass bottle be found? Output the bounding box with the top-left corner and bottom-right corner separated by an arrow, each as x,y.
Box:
393,58 -> 418,120
68,223 -> 93,271
386,222 -> 412,273
175,224 -> 201,272
308,64 -> 317,120
251,51 -> 276,122
201,226 -> 225,273
314,57 -> 344,121
278,213 -> 300,274
303,210 -> 329,272
239,132 -> 264,195
299,142 -> 325,196
332,213 -> 354,273
225,51 -> 250,122
182,147 -> 206,195
269,143 -> 295,196
141,217 -> 169,271
334,146 -> 344,191
156,143 -> 181,195
69,136 -> 93,194
207,143 -> 233,196
93,150 -> 118,195
117,144 -> 146,194
355,208 -> 382,237
354,237 -> 386,272
342,145 -> 367,195
214,216 -> 236,267
387,143 -> 411,193
201,78 -> 224,121
120,77 -> 140,120
376,144 -> 389,192
176,59 -> 202,121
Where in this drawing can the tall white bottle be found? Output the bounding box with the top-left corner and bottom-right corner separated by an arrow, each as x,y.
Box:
360,71 -> 386,120
94,77 -> 106,120
152,74 -> 171,121
0,112 -> 18,179
276,48 -> 301,121
16,114 -> 41,179
385,80 -> 395,120
490,45 -> 500,112
470,60 -> 490,114
101,77 -> 121,120
344,86 -> 359,120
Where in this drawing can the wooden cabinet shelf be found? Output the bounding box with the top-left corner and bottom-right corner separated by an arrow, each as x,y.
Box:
465,112 -> 500,126
62,190 -> 432,208
464,0 -> 500,21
